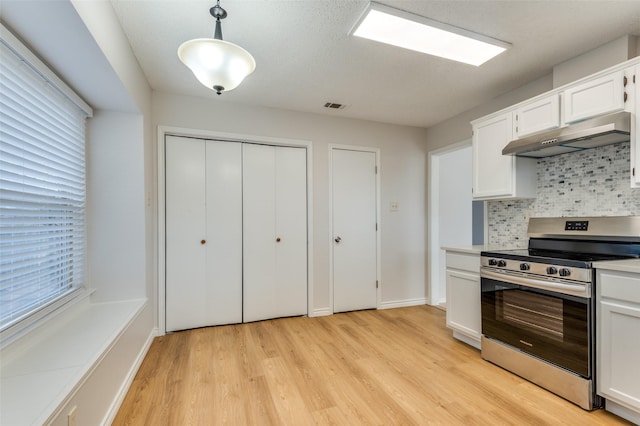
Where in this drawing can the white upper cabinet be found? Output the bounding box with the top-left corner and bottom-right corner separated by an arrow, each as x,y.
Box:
563,70 -> 625,124
472,112 -> 536,200
628,65 -> 640,188
471,56 -> 640,198
513,94 -> 560,138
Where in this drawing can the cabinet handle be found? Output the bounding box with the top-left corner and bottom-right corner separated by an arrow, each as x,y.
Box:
201,239 -> 206,245
624,92 -> 628,103
335,236 -> 342,243
624,76 -> 628,87
276,237 -> 281,242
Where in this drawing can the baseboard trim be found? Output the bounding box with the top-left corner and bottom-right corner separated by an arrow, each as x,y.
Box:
605,399 -> 640,424
379,298 -> 427,310
311,308 -> 332,317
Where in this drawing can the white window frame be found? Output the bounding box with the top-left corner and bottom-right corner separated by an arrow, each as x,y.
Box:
0,23 -> 92,347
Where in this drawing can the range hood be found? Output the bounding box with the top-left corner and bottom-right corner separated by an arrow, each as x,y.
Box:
502,111 -> 631,158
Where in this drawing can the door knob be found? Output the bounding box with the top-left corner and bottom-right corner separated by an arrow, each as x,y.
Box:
335,236 -> 341,243
276,237 -> 281,242
201,239 -> 206,245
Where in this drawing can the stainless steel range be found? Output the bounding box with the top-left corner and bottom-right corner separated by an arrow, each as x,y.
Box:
480,216 -> 640,410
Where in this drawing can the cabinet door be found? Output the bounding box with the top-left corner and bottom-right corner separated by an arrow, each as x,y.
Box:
513,94 -> 560,138
563,71 -> 624,124
630,66 -> 640,187
446,269 -> 481,341
473,113 -> 514,199
598,300 -> 640,410
165,137 -> 242,332
243,144 -> 307,322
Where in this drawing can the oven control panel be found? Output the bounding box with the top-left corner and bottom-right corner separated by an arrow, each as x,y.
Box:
565,220 -> 589,231
481,257 -> 591,283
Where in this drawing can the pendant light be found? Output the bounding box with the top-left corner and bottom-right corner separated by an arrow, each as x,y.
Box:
178,1 -> 256,95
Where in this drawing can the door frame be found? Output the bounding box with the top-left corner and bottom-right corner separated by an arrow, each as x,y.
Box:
157,126 -> 314,335
328,144 -> 381,313
427,140 -> 487,306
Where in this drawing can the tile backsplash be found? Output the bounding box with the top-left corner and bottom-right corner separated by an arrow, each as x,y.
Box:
487,142 -> 640,247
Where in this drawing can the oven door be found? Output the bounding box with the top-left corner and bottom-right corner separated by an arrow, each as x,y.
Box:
481,268 -> 592,378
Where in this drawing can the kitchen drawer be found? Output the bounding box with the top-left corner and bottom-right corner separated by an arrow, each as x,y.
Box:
446,252 -> 480,273
598,270 -> 640,304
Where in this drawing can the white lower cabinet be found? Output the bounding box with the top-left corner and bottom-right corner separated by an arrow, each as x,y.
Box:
596,269 -> 640,424
445,251 -> 481,349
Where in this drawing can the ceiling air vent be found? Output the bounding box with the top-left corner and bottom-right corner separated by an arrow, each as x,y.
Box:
324,102 -> 346,110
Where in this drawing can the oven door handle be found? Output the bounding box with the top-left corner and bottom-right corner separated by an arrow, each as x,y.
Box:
481,269 -> 590,298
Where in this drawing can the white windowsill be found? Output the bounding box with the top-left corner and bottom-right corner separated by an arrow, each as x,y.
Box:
0,296 -> 147,425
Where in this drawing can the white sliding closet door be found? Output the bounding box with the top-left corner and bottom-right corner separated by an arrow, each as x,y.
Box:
165,136 -> 242,332
243,144 -> 307,322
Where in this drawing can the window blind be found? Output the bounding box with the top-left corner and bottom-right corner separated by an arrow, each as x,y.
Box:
0,33 -> 90,331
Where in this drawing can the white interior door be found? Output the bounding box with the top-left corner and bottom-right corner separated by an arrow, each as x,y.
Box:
274,146 -> 308,317
332,148 -> 377,313
243,144 -> 307,322
165,136 -> 242,332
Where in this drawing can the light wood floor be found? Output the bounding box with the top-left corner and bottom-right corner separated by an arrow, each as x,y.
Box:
113,306 -> 632,425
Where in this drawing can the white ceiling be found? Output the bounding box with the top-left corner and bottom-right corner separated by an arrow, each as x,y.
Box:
110,1 -> 640,128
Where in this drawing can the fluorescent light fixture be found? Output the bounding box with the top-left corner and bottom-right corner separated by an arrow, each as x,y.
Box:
350,2 -> 511,66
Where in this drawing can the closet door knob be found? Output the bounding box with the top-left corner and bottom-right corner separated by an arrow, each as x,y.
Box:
201,239 -> 206,245
276,237 -> 281,242
335,236 -> 341,243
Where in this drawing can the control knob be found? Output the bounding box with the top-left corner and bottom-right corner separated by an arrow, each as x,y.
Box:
488,259 -> 497,266
520,263 -> 530,271
559,268 -> 571,277
497,260 -> 507,267
546,266 -> 558,275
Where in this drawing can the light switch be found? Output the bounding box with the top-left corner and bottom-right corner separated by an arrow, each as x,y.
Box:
390,202 -> 399,212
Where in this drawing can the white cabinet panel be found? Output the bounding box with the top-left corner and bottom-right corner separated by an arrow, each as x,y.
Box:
472,113 -> 536,200
597,270 -> 640,423
630,65 -> 640,187
165,137 -> 242,332
445,251 -> 481,349
243,144 -> 307,322
563,71 -> 624,124
514,94 -> 560,138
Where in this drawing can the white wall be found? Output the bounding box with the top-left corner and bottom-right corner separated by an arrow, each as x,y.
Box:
553,35 -> 638,87
437,146 -> 473,304
153,92 -> 430,311
425,73 -> 554,152
0,1 -> 157,424
86,110 -> 146,301
71,0 -> 156,316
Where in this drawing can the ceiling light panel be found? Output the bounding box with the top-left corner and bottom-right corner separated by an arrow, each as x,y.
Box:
350,3 -> 511,66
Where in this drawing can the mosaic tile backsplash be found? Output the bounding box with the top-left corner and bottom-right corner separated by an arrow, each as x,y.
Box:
487,142 -> 640,247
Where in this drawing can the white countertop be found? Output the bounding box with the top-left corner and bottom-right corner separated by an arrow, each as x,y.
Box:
593,258 -> 640,274
441,244 -> 520,255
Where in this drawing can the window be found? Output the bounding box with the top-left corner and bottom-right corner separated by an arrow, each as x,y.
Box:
0,24 -> 92,335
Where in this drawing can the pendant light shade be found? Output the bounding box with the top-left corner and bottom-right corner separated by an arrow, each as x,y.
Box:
178,1 -> 256,95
